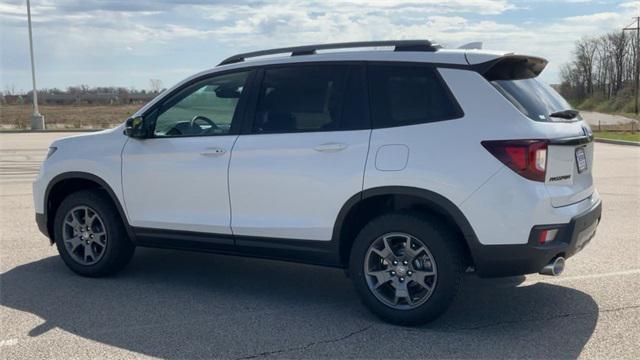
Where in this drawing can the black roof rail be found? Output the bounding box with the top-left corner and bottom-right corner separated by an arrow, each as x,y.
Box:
217,40 -> 440,66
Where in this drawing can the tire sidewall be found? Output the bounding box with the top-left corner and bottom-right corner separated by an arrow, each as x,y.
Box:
349,213 -> 462,325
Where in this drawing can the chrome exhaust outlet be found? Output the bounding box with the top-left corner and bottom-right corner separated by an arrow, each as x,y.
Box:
539,257 -> 565,276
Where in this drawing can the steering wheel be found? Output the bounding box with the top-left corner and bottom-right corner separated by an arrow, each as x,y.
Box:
190,115 -> 218,133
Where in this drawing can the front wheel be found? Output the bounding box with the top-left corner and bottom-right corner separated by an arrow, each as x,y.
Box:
53,190 -> 135,277
349,213 -> 464,325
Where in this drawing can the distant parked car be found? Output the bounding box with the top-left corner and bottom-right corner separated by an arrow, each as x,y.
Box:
33,40 -> 601,325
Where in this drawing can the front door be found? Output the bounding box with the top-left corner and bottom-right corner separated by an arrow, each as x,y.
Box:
122,70 -> 251,234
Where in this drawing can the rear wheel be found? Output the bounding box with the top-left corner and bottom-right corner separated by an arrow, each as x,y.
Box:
53,190 -> 135,277
349,213 -> 464,325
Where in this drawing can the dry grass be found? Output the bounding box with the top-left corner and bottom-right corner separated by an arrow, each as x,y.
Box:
0,104 -> 144,129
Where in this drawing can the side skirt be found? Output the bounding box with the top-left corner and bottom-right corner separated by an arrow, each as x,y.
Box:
132,227 -> 344,268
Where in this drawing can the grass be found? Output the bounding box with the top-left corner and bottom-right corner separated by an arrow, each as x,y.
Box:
593,131 -> 640,143
0,104 -> 142,129
574,94 -> 640,121
619,112 -> 640,121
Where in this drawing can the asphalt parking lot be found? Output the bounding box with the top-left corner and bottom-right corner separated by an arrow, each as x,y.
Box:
1,132 -> 639,359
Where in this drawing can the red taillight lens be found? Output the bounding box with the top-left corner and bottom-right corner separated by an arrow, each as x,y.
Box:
482,140 -> 548,182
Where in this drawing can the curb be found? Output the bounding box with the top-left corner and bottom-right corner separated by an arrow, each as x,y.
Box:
594,138 -> 640,147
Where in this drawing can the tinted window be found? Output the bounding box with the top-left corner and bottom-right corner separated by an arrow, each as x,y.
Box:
342,66 -> 370,131
369,65 -> 462,128
154,71 -> 249,137
252,66 -> 349,134
492,78 -> 577,122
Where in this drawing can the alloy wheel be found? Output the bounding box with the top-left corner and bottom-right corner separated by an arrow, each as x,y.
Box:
364,232 -> 438,310
62,205 -> 108,265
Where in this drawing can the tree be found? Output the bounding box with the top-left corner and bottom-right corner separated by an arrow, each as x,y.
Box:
560,29 -> 636,107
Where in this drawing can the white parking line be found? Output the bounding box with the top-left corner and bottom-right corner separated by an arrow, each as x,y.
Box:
522,269 -> 640,286
0,338 -> 18,347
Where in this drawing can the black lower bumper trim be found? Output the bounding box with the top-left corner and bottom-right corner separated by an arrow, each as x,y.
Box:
35,212 -> 49,238
473,200 -> 602,278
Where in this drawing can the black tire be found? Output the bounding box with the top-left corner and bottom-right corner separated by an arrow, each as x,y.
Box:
349,212 -> 464,325
53,189 -> 135,277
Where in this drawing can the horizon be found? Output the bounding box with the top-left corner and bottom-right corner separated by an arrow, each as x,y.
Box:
1,0 -> 639,92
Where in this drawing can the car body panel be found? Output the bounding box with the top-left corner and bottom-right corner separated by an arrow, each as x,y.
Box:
121,135 -> 238,234
229,129 -> 370,240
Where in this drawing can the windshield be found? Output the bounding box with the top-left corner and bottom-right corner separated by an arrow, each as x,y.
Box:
492,78 -> 579,122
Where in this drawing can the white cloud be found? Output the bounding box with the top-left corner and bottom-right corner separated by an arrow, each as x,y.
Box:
563,12 -> 624,23
0,0 -> 635,89
620,1 -> 640,9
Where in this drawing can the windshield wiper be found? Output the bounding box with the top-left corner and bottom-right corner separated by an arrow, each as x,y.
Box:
549,109 -> 579,119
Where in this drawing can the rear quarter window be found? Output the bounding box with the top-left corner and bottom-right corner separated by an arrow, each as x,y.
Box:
368,65 -> 463,128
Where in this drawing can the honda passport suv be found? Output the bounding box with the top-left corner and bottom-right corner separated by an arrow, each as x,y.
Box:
33,40 -> 601,325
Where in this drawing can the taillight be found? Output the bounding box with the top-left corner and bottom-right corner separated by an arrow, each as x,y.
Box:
482,140 -> 548,182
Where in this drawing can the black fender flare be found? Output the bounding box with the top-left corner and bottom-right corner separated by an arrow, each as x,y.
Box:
332,186 -> 481,264
42,172 -> 134,241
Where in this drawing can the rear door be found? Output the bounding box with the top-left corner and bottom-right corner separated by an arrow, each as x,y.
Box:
229,64 -> 370,240
492,78 -> 594,207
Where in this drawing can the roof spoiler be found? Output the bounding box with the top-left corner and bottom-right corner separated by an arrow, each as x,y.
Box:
480,55 -> 548,81
458,42 -> 483,50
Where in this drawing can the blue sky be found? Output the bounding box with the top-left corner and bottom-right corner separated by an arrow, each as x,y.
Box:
1,0 -> 638,92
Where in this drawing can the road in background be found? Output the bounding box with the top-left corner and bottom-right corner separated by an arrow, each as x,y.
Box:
582,111 -> 639,126
1,132 -> 639,359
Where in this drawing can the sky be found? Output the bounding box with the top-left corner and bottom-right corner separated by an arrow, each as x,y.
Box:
1,0 -> 639,92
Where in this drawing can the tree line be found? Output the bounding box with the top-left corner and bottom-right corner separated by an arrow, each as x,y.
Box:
1,83 -> 166,106
559,30 -> 638,113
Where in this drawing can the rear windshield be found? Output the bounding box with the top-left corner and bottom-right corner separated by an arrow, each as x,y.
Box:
492,78 -> 578,122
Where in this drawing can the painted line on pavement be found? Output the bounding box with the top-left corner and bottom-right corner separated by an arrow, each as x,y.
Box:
522,268 -> 640,286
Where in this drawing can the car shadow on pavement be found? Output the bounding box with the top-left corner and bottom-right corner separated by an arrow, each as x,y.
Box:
1,248 -> 599,359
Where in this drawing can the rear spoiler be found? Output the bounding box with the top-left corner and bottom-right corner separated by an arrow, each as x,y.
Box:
479,55 -> 548,81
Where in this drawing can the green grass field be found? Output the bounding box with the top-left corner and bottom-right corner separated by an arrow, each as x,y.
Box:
594,131 -> 640,143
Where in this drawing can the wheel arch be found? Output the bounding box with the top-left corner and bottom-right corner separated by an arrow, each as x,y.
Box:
333,186 -> 480,267
43,172 -> 132,241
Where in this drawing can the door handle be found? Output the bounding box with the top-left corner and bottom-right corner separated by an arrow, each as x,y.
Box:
314,143 -> 348,152
200,147 -> 227,157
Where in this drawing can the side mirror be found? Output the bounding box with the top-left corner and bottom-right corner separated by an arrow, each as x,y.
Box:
124,116 -> 148,138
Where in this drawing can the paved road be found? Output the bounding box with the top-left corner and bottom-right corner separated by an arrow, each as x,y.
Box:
581,111 -> 638,127
1,133 -> 639,359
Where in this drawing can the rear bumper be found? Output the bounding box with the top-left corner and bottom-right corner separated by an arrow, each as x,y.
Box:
473,199 -> 602,277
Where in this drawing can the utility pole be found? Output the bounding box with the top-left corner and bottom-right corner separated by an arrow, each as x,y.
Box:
27,0 -> 45,130
623,17 -> 640,115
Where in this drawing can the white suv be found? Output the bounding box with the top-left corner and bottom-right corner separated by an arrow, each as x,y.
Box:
33,40 -> 602,325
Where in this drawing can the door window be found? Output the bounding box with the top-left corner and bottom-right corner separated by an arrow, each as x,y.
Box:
252,65 -> 350,134
154,71 -> 249,137
368,65 -> 463,128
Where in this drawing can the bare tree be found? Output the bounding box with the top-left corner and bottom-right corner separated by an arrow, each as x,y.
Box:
560,29 -> 636,108
609,32 -> 629,94
574,38 -> 598,95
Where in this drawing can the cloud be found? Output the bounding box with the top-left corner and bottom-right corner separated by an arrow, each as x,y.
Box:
563,12 -> 623,23
620,1 -> 640,9
0,0 -> 634,90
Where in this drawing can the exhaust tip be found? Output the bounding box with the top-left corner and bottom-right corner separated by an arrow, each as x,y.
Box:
539,257 -> 565,276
